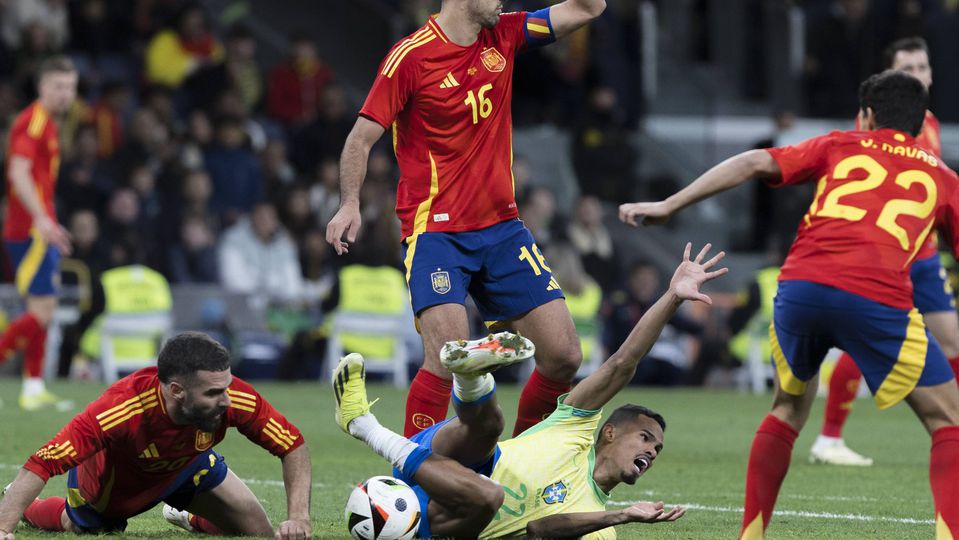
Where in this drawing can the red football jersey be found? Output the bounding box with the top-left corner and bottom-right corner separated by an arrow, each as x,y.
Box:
23,367 -> 303,519
359,12 -> 554,239
4,101 -> 60,241
855,111 -> 944,260
767,128 -> 959,309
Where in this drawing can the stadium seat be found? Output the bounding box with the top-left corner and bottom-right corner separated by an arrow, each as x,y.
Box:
81,266 -> 173,382
324,265 -> 414,387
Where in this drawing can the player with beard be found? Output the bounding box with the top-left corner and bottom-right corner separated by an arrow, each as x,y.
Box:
0,332 -> 312,540
327,0 -> 607,439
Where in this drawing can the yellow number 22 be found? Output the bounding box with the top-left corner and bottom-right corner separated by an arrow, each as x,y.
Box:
807,154 -> 937,256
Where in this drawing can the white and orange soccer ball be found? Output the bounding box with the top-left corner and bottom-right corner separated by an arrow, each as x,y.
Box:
344,476 -> 421,540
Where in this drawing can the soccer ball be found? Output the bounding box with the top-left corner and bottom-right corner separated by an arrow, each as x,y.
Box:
344,476 -> 421,540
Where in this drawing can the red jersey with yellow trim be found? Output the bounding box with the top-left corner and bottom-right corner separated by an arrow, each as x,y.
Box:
855,110 -> 943,260
4,101 -> 60,241
359,12 -> 555,239
767,128 -> 959,309
22,367 -> 303,519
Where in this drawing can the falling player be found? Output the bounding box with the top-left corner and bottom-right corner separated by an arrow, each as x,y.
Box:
335,243 -> 727,538
619,71 -> 959,539
326,0 -> 607,437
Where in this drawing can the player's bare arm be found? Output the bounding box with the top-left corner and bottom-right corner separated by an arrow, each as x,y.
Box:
0,468 -> 48,538
8,155 -> 71,255
619,149 -> 781,226
549,0 -> 607,39
275,444 -> 312,540
565,243 -> 727,411
325,116 -> 385,255
526,502 -> 686,538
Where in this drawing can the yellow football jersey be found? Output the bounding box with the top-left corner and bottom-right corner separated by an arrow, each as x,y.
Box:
479,396 -> 614,539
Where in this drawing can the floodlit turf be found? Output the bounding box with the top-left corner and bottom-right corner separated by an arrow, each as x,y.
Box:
0,378 -> 937,539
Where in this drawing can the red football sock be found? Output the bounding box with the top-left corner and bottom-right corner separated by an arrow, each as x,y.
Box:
821,352 -> 862,438
740,414 -> 799,539
23,324 -> 47,378
404,368 -> 452,437
948,356 -> 959,379
513,368 -> 570,436
931,426 -> 959,538
0,312 -> 43,364
190,514 -> 224,535
24,497 -> 65,531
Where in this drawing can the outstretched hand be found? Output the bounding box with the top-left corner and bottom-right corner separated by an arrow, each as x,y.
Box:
623,501 -> 687,523
669,243 -> 728,305
325,203 -> 362,255
618,200 -> 672,227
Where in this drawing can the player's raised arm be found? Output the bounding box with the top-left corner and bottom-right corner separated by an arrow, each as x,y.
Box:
549,0 -> 607,40
526,501 -> 686,538
325,116 -> 385,255
619,149 -> 780,227
564,244 -> 727,411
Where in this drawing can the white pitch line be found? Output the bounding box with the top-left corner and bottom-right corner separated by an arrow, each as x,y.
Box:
608,501 -> 934,525
622,489 -> 883,503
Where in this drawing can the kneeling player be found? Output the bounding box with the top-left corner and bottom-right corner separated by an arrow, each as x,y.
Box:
0,332 -> 312,540
334,244 -> 726,538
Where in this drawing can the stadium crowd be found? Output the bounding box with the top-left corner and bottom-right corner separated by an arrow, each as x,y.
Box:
0,0 -> 954,387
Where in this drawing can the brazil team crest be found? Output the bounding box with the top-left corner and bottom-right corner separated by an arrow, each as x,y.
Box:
542,481 -> 568,504
431,271 -> 451,294
480,47 -> 506,72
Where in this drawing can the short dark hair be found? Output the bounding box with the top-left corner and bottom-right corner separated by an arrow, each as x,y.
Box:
157,332 -> 231,384
38,56 -> 76,78
884,37 -> 929,69
599,404 -> 666,440
858,70 -> 927,137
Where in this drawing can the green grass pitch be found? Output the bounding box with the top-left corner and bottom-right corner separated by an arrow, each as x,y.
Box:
0,378 -> 937,539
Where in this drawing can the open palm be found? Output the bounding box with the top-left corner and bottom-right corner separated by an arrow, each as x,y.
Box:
669,243 -> 728,304
624,501 -> 687,523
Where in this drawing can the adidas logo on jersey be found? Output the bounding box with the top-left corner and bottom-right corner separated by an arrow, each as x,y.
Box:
439,72 -> 460,88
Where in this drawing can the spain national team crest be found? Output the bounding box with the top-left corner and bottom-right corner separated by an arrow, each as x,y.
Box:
431,271 -> 451,294
412,413 -> 435,430
542,481 -> 568,504
195,431 -> 214,451
480,47 -> 507,73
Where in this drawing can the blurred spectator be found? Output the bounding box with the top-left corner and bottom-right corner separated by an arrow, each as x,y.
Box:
167,214 -> 219,283
57,209 -> 108,377
291,84 -> 352,174
113,107 -> 169,180
310,158 -> 340,226
185,24 -> 262,114
262,139 -> 296,204
218,202 -> 304,304
572,86 -> 638,202
803,0 -> 881,117
603,262 -> 704,385
57,124 -> 112,218
91,81 -> 131,158
180,109 -> 213,170
566,195 -> 618,291
349,177 -> 401,267
13,21 -> 60,98
546,243 -> 603,367
103,188 -> 149,266
1,0 -> 69,49
205,117 -> 265,224
145,3 -> 223,88
518,185 -> 559,248
266,34 -> 334,126
129,163 -> 162,225
279,183 -> 316,245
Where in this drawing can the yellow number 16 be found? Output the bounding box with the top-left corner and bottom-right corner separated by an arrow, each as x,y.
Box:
518,244 -> 551,275
464,83 -> 493,125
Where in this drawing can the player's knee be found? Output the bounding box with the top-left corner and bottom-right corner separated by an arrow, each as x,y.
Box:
538,342 -> 582,382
